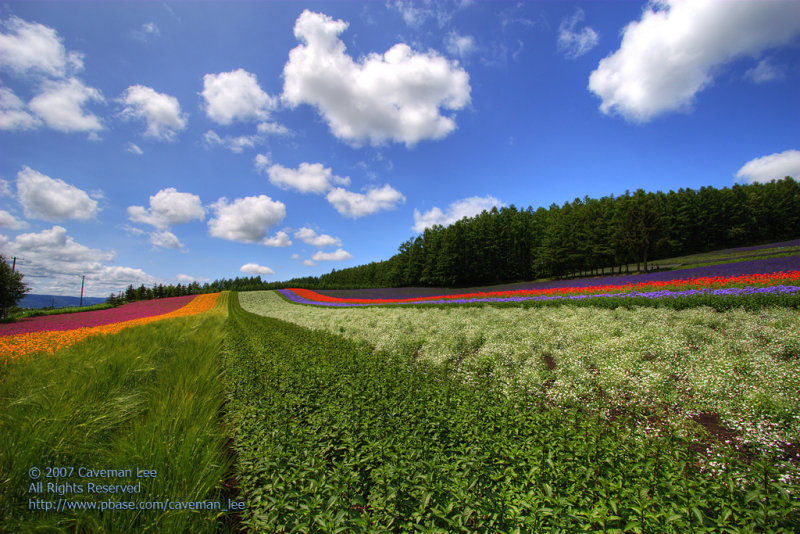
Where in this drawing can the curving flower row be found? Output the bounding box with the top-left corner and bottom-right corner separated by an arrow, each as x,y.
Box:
280,271 -> 800,307
1,293 -> 220,360
0,295 -> 197,337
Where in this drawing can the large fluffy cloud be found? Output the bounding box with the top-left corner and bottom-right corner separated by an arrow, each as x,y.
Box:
28,78 -> 104,133
201,69 -> 277,125
265,162 -> 350,194
412,195 -> 504,232
326,185 -> 405,218
588,0 -> 800,122
294,227 -> 341,248
120,85 -> 187,141
16,166 -> 99,221
0,16 -> 84,77
735,150 -> 800,184
0,17 -> 102,135
282,10 -> 470,146
127,188 -> 204,230
208,195 -> 286,243
0,226 -> 157,295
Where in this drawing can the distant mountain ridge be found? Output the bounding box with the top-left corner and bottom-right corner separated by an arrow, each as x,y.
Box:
19,294 -> 107,309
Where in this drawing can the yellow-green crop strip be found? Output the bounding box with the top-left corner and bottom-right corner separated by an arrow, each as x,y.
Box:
240,290 -> 800,460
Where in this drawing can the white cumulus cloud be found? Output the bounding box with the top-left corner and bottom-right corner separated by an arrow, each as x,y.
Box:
588,0 -> 800,122
0,225 -> 158,295
16,166 -> 99,221
28,78 -> 104,133
176,273 -> 210,284
558,8 -> 598,59
265,162 -> 351,194
262,231 -> 292,247
0,16 -> 84,77
282,10 -> 471,147
735,150 -> 800,184
294,227 -> 342,248
240,263 -> 276,275
412,195 -> 504,232
254,153 -> 271,173
257,121 -> 290,135
127,188 -> 204,230
149,230 -> 185,250
311,248 -> 353,261
120,85 -> 187,141
201,68 -> 277,125
0,87 -> 42,131
0,209 -> 29,230
326,184 -> 405,218
303,259 -> 316,266
208,195 -> 286,243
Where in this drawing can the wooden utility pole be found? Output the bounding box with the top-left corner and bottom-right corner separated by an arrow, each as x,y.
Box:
80,275 -> 85,307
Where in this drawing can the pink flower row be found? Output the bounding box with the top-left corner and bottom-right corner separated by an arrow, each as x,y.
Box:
0,296 -> 196,337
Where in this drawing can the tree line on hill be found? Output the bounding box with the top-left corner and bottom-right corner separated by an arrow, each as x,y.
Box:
268,177 -> 800,289
105,277 -> 269,304
103,176 -> 799,301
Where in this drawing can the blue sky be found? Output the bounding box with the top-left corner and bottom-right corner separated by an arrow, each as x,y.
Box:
1,1 -> 799,297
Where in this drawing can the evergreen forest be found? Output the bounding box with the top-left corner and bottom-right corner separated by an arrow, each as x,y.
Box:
271,177 -> 800,289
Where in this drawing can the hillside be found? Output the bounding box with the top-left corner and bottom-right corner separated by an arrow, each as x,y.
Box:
18,294 -> 107,310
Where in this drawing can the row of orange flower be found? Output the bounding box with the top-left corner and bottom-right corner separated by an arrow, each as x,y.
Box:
1,293 -> 220,361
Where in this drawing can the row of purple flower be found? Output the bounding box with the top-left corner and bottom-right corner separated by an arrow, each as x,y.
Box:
316,256 -> 800,301
278,285 -> 800,308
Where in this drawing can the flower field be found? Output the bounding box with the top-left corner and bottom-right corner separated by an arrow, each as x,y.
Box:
0,293 -> 220,361
313,255 -> 800,300
241,290 -> 800,465
226,293 -> 800,531
281,269 -> 800,307
1,295 -> 231,533
3,253 -> 799,531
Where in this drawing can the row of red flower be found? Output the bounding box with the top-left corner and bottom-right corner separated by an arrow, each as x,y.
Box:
288,271 -> 800,304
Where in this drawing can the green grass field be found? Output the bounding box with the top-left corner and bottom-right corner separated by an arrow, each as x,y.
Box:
2,282 -> 799,532
227,292 -> 799,532
0,301 -> 232,533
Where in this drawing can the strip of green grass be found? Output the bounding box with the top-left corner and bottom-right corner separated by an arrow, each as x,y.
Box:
657,245 -> 800,267
677,251 -> 800,269
0,310 -> 232,533
225,292 -> 799,532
